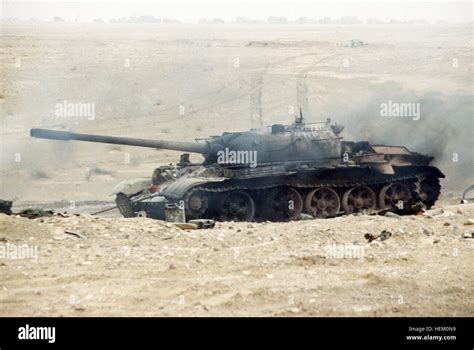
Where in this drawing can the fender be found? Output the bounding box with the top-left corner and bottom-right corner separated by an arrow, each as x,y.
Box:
111,178 -> 151,197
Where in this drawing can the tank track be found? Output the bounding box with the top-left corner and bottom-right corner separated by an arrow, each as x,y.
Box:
180,167 -> 442,221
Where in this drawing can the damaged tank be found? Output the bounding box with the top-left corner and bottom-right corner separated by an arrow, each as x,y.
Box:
30,114 -> 444,221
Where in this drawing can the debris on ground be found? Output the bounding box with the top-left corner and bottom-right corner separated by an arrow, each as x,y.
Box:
345,39 -> 367,48
64,230 -> 87,239
384,212 -> 400,219
298,213 -> 314,220
365,230 -> 392,242
17,209 -> 55,219
380,230 -> 392,241
462,232 -> 473,239
0,199 -> 13,215
188,219 -> 215,229
461,184 -> 474,203
173,219 -> 215,230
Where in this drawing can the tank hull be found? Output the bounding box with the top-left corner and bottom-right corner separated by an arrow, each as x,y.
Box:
126,164 -> 443,221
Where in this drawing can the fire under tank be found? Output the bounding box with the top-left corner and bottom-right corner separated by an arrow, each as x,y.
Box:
30,115 -> 444,222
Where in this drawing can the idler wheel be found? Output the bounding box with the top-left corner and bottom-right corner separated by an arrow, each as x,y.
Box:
342,185 -> 376,214
304,187 -> 340,218
115,192 -> 136,218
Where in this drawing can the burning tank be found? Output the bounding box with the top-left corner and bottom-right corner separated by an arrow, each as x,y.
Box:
30,114 -> 444,221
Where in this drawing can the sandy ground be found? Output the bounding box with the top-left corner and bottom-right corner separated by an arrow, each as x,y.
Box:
0,23 -> 473,316
0,203 -> 473,316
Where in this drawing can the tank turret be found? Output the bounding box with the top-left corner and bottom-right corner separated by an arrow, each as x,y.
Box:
31,117 -> 342,166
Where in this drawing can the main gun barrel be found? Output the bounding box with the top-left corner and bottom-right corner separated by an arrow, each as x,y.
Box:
30,128 -> 211,155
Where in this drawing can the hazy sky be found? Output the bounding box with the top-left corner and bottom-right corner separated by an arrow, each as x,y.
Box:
1,0 -> 472,22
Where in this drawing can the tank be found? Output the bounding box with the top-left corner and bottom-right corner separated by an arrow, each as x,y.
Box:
30,114 -> 444,221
